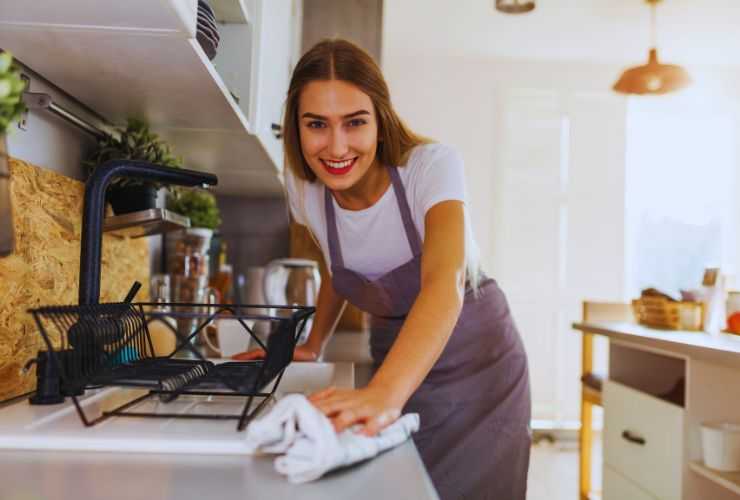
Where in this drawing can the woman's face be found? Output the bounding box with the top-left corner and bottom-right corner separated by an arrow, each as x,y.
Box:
297,79 -> 380,195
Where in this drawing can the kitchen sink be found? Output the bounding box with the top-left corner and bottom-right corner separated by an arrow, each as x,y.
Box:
0,362 -> 353,455
274,361 -> 351,396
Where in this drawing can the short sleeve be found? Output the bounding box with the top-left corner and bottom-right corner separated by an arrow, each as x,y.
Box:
412,144 -> 467,214
284,170 -> 307,225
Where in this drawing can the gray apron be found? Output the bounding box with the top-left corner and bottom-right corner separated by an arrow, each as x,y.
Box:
324,165 -> 531,500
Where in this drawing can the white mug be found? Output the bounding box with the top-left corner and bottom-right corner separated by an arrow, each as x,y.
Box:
202,318 -> 255,358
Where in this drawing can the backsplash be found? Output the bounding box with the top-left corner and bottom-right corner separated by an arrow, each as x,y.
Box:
0,157 -> 150,402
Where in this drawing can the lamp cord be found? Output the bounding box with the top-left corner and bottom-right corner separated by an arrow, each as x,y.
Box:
650,1 -> 657,49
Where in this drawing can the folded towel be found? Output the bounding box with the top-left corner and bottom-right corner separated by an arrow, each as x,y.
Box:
244,394 -> 419,483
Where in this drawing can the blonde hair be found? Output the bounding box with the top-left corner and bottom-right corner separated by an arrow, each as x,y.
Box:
282,39 -> 482,290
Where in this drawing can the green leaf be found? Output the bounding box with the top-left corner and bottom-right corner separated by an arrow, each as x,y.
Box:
0,52 -> 11,74
82,117 -> 184,189
166,188 -> 221,229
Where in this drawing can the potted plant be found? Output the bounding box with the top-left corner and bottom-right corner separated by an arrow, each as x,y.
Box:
165,187 -> 222,275
167,187 -> 222,231
84,118 -> 182,215
0,51 -> 27,256
0,51 -> 25,136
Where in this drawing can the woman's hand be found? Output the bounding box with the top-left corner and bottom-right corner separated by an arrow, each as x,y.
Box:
231,345 -> 319,361
308,385 -> 404,436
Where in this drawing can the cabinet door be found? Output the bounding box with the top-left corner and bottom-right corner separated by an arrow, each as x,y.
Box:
253,0 -> 294,172
603,380 -> 683,500
604,466 -> 657,500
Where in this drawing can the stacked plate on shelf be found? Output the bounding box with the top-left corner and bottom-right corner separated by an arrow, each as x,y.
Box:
196,0 -> 220,60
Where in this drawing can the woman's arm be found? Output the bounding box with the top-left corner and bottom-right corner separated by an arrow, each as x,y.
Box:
233,224 -> 347,361
301,269 -> 348,359
310,200 -> 467,434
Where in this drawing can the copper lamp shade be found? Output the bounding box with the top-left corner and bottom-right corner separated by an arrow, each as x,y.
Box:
613,48 -> 691,95
613,0 -> 690,95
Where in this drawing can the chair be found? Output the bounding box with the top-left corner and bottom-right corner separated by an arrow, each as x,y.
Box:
579,301 -> 633,500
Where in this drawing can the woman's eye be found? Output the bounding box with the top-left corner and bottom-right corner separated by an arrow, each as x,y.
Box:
307,121 -> 326,129
347,119 -> 367,127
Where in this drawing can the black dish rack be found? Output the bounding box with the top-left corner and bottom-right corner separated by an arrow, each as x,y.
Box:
27,301 -> 314,431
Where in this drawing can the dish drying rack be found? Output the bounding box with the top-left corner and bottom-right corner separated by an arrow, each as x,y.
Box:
27,301 -> 314,431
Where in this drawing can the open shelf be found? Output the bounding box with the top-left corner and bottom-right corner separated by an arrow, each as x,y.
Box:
690,461 -> 740,496
104,209 -> 190,238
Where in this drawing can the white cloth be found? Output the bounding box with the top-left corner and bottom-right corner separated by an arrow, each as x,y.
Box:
244,394 -> 420,483
285,143 -> 480,281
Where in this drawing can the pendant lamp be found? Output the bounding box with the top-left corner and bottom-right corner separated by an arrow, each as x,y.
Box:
494,0 -> 535,14
613,0 -> 690,95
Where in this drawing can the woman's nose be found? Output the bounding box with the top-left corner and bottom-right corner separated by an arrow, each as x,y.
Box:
328,128 -> 349,158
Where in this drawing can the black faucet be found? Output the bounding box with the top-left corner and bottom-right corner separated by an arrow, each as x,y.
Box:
79,160 -> 217,305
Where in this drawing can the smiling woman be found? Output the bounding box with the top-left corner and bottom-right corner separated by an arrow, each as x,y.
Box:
234,39 -> 532,500
297,80 -> 382,201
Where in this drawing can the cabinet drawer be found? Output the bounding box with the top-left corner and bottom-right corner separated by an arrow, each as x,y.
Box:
603,380 -> 683,500
604,465 -> 656,500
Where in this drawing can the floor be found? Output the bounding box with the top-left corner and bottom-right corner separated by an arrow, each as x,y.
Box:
526,433 -> 602,500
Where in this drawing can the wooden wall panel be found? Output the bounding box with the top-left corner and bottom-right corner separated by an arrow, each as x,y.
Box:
0,157 -> 150,401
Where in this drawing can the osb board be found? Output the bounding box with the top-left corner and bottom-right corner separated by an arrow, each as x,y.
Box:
0,157 -> 150,401
289,221 -> 367,332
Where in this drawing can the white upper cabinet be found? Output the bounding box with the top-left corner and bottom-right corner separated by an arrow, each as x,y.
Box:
252,0 -> 295,172
0,0 -> 296,196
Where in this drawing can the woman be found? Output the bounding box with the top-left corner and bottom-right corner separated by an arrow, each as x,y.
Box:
235,39 -> 531,500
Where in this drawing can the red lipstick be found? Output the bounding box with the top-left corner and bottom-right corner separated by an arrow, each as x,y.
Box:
321,157 -> 357,176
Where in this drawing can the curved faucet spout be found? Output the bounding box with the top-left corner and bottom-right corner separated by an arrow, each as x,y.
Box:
79,160 -> 218,305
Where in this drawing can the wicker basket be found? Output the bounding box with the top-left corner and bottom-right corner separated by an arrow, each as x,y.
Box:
631,296 -> 704,331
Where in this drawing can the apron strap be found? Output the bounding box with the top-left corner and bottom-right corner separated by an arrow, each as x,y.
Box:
387,166 -> 423,256
324,186 -> 345,268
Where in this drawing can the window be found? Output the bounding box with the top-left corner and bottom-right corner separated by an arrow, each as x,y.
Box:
625,92 -> 738,298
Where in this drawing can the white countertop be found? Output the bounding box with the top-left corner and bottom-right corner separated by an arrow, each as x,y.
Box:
322,330 -> 372,363
0,361 -> 438,500
573,321 -> 740,367
0,439 -> 436,500
0,362 -> 354,455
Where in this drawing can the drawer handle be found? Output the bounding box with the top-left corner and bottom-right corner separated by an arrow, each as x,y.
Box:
621,430 -> 646,446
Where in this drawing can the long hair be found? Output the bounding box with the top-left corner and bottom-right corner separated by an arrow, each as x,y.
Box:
281,39 -> 482,290
282,38 -> 429,182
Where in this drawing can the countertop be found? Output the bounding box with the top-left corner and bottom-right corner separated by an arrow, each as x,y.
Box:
0,359 -> 438,500
322,329 -> 372,363
573,321 -> 740,368
0,440 -> 436,500
322,330 -> 374,388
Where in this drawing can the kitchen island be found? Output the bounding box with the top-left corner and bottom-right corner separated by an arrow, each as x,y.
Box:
573,321 -> 740,500
0,361 -> 438,500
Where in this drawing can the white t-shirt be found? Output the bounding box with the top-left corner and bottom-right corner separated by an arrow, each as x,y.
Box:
285,143 -> 481,281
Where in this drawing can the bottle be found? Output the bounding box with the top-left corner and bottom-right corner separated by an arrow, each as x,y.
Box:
210,242 -> 233,304
147,283 -> 177,357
